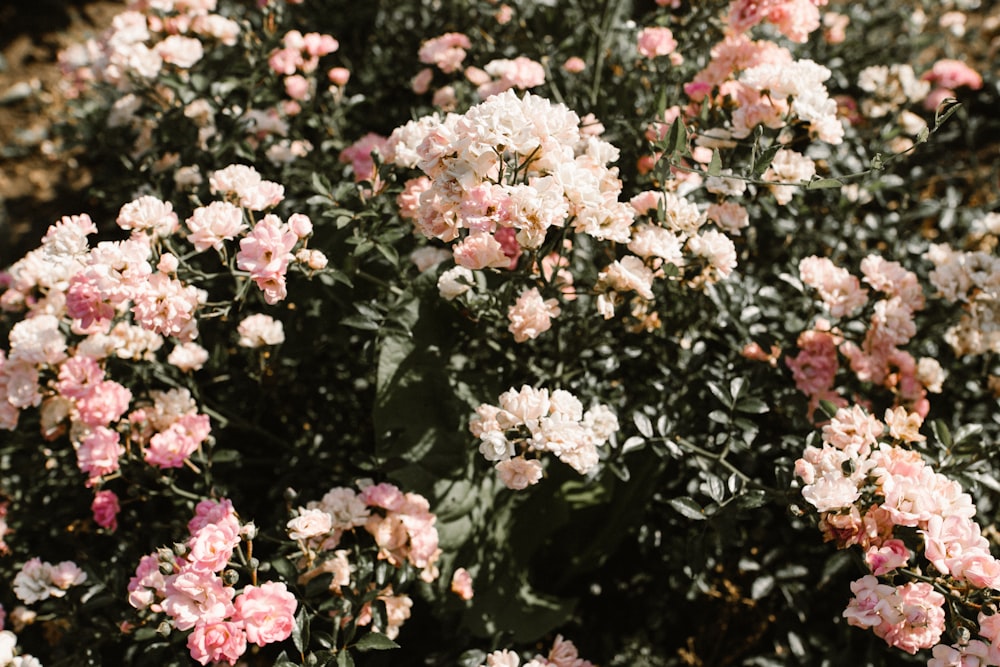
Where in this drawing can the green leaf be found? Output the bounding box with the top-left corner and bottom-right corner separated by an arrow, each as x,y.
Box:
633,413 -> 653,438
707,149 -> 722,177
706,382 -> 732,409
806,177 -> 844,190
668,496 -> 706,520
336,650 -> 355,667
293,606 -> 310,655
664,118 -> 689,156
933,98 -> 961,130
932,419 -> 952,448
354,632 -> 400,652
734,490 -> 768,510
735,398 -> 769,414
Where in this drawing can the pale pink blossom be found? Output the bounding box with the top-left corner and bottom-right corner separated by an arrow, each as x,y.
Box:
495,457 -> 544,490
450,567 -> 474,600
637,27 -> 678,59
186,620 -> 246,666
168,342 -> 209,372
76,426 -> 125,478
163,570 -> 235,631
287,508 -> 333,541
799,256 -> 868,318
563,57 -> 586,73
156,35 -> 204,69
236,314 -> 285,348
339,133 -> 389,182
453,233 -> 511,270
145,413 -> 211,469
923,59 -> 983,91
186,201 -> 246,252
131,273 -> 201,339
233,582 -> 296,646
864,539 -> 908,575
507,288 -> 560,343
418,33 -> 471,74
117,196 -> 180,237
237,216 -> 298,304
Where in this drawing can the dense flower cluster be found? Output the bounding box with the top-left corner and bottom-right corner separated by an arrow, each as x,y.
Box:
925,212 -> 1000,357
479,634 -> 595,667
128,498 -> 295,666
470,386 -> 618,489
796,405 -> 1000,658
289,482 -> 441,638
785,254 -> 942,418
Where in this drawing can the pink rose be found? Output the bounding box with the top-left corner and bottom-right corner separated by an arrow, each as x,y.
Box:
233,582 -> 297,646
187,621 -> 247,665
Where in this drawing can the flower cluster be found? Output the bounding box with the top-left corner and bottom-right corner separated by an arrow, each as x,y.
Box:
479,634 -> 595,667
288,482 -> 441,639
795,405 -> 1000,657
128,498 -> 296,666
0,626 -> 40,667
785,254 -> 941,418
12,558 -> 87,606
470,386 -> 619,489
925,213 -> 1000,357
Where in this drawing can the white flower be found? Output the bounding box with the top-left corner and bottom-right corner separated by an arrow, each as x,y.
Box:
479,430 -> 514,462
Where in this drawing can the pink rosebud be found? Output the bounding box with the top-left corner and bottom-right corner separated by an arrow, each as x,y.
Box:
327,67 -> 350,86
91,490 -> 120,531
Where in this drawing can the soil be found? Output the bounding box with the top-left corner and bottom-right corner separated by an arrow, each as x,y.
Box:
0,0 -> 124,267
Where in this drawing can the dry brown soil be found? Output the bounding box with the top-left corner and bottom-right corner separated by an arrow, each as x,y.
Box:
0,0 -> 124,266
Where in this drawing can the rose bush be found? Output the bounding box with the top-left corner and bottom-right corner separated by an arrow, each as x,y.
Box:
1,0 -> 998,665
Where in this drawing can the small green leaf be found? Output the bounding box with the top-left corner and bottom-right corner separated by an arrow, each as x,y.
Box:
355,632 -> 400,652
806,177 -> 844,190
336,650 -> 355,667
633,413 -> 654,438
932,419 -> 952,448
934,98 -> 961,130
735,398 -> 769,414
668,496 -> 706,520
706,381 -> 731,408
293,606 -> 310,655
707,149 -> 722,177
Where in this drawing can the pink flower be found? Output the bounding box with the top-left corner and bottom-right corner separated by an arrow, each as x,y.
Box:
187,620 -> 247,666
157,35 -> 204,69
187,522 -> 239,573
131,273 -> 202,339
450,568 -> 474,600
75,380 -> 133,427
878,582 -> 945,654
237,216 -> 298,304
864,539 -> 908,575
186,201 -> 246,252
233,582 -> 297,646
418,33 -> 471,73
507,287 -> 560,343
563,57 -> 586,73
799,256 -> 868,318
117,196 -> 180,237
637,27 -> 678,58
128,553 -> 166,610
923,59 -> 983,91
495,457 -> 544,490
453,233 -> 511,270
284,74 -> 310,100
163,570 -> 235,631
76,426 -> 125,479
339,133 -> 389,182
145,413 -> 211,469
91,490 -> 120,531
